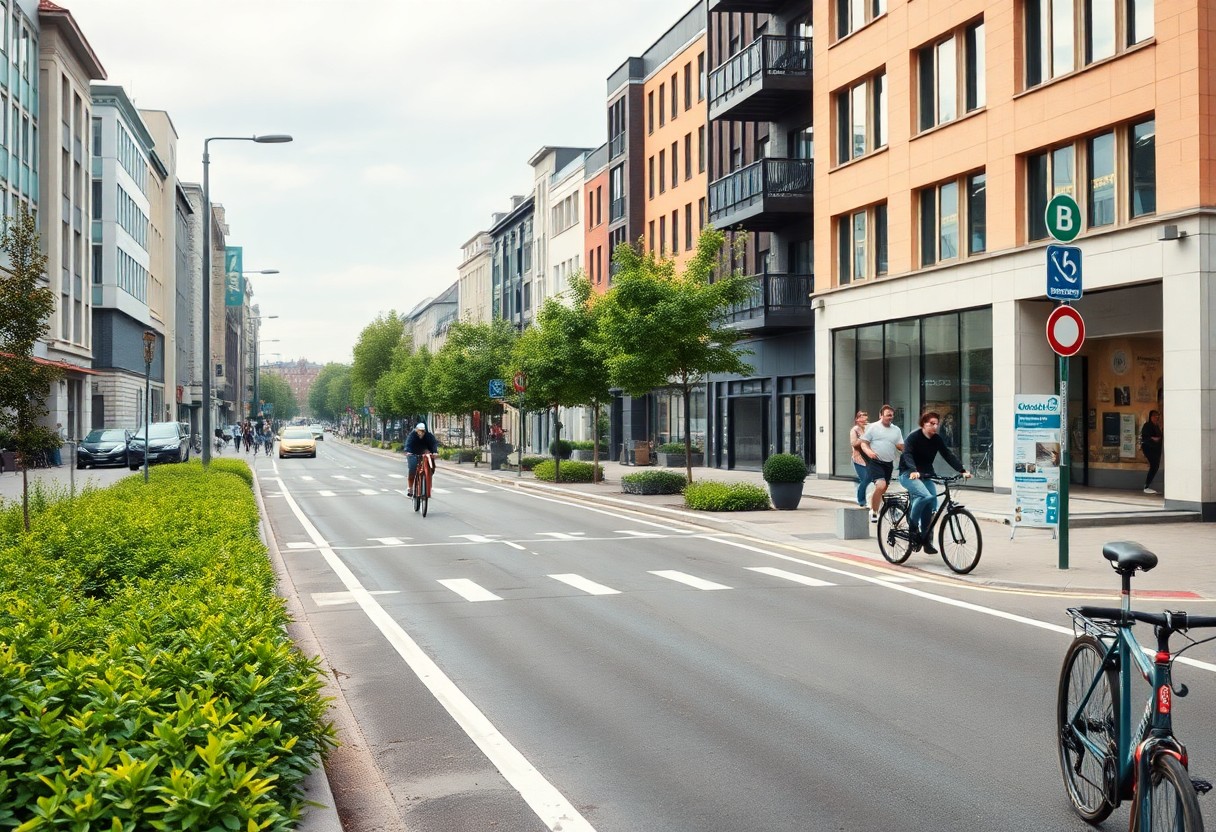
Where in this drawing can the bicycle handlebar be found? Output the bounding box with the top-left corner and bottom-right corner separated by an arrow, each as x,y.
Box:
1073,606 -> 1216,631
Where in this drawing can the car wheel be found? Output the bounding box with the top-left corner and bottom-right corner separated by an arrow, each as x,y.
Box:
310,451 -> 316,458
129,465 -> 139,471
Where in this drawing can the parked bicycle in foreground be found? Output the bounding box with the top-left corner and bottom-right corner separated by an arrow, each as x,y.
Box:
1059,541 -> 1216,830
876,474 -> 982,574
407,451 -> 436,517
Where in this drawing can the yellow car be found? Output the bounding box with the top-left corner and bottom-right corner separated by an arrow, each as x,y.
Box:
279,426 -> 317,459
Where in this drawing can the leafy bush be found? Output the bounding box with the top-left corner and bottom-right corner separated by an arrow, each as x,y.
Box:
657,441 -> 702,454
440,447 -> 481,462
0,462 -> 334,829
391,442 -> 404,452
762,453 -> 808,483
519,455 -> 548,471
621,470 -> 687,495
549,439 -> 573,458
532,460 -> 603,482
683,480 -> 771,511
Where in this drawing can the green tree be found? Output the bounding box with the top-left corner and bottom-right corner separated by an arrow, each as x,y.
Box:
597,229 -> 753,483
377,344 -> 434,443
429,319 -> 517,444
258,373 -> 299,422
309,362 -> 350,422
351,312 -> 405,437
325,366 -> 353,430
0,208 -> 60,530
510,275 -> 611,481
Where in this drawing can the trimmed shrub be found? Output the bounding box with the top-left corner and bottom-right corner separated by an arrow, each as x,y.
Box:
549,439 -> 573,459
0,462 -> 334,829
762,453 -> 808,483
440,447 -> 481,463
520,455 -> 548,471
657,441 -> 702,454
621,470 -> 687,495
532,460 -> 603,483
683,480 -> 772,511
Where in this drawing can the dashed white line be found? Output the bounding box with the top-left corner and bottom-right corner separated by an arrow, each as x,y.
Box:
438,579 -> 502,602
649,570 -> 731,591
548,574 -> 621,596
318,490 -> 336,497
369,537 -> 408,546
746,566 -> 835,587
358,488 -> 379,495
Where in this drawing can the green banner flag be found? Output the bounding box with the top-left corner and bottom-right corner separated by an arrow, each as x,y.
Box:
224,247 -> 244,307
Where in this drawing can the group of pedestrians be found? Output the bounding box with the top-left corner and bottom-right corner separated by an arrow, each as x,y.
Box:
221,420 -> 275,455
849,406 -> 970,556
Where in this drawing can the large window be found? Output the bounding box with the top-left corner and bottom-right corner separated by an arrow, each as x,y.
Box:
836,202 -> 887,285
919,171 -> 986,265
837,0 -> 886,39
917,21 -> 985,133
1026,118 -> 1153,241
835,71 -> 887,164
1025,0 -> 1153,88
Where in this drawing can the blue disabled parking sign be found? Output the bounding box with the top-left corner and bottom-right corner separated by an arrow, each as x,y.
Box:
1046,244 -> 1083,301
488,378 -> 506,399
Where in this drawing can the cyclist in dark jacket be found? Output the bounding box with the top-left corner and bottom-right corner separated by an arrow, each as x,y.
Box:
898,411 -> 970,555
405,422 -> 439,497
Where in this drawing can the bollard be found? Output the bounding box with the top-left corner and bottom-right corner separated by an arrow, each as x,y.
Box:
836,506 -> 870,540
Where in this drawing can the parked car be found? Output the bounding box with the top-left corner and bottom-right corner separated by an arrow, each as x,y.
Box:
309,424 -> 324,441
127,421 -> 190,470
76,428 -> 131,469
279,426 -> 317,458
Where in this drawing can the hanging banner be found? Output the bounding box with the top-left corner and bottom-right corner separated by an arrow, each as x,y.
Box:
224,247 -> 244,307
1012,394 -> 1062,528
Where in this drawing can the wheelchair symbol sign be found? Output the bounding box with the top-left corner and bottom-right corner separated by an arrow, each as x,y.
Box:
1046,245 -> 1083,301
488,379 -> 506,399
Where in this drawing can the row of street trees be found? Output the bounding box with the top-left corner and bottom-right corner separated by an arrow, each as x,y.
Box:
323,229 -> 754,483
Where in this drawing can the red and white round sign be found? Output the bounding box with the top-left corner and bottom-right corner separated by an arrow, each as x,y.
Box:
1046,305 -> 1085,357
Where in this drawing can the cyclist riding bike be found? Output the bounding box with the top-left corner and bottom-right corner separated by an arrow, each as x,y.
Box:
405,422 -> 439,498
898,411 -> 971,555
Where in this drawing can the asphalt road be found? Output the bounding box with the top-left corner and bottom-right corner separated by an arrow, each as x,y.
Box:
252,439 -> 1216,832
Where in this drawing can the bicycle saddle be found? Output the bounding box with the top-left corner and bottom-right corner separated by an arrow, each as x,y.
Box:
1101,541 -> 1158,573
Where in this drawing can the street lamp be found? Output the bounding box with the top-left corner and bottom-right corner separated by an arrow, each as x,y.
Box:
142,330 -> 156,483
201,134 -> 293,466
254,337 -> 280,419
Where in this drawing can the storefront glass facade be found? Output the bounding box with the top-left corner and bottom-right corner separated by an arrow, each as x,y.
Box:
833,307 -> 993,485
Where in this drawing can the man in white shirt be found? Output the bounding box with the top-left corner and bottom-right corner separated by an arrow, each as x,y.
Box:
859,404 -> 904,523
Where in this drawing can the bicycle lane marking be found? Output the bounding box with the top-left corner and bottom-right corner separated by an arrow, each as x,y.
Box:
272,475 -> 597,832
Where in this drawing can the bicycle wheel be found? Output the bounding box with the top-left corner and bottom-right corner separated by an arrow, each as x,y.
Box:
877,499 -> 913,564
1057,635 -> 1119,824
938,508 -> 982,574
421,477 -> 429,518
1132,753 -> 1204,832
413,478 -> 421,513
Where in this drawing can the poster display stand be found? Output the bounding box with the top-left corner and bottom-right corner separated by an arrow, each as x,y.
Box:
1011,394 -> 1062,539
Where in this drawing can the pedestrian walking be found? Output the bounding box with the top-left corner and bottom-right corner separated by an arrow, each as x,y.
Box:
849,410 -> 871,509
860,404 -> 904,523
1141,409 -> 1163,494
232,424 -> 242,452
51,423 -> 64,466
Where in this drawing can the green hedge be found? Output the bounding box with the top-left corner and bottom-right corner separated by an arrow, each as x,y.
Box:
657,442 -> 702,454
569,440 -> 609,452
532,460 -> 603,482
621,470 -> 687,495
439,447 -> 482,462
0,460 -> 334,830
519,455 -> 548,471
683,480 -> 771,511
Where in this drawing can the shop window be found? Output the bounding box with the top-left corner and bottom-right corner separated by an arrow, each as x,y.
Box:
1025,0 -> 1152,89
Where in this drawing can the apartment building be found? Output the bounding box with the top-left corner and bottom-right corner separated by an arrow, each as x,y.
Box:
583,143 -> 609,293
490,194 -> 534,330
138,108 -> 178,421
528,146 -> 591,314
260,357 -> 321,417
177,182 -> 204,431
457,230 -> 492,324
36,0 -> 104,440
545,147 -> 588,304
811,0 -> 1212,513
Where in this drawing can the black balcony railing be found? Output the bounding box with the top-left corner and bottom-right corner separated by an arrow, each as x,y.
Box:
609,196 -> 626,222
709,158 -> 814,223
609,133 -> 626,160
725,271 -> 815,325
708,35 -> 812,109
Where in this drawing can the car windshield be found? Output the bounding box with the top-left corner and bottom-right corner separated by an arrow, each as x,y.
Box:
131,424 -> 180,441
85,429 -> 127,443
284,427 -> 313,439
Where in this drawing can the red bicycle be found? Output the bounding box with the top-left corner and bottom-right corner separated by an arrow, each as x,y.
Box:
409,452 -> 436,517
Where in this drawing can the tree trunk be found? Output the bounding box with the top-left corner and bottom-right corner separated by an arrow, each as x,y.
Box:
682,378 -> 693,485
591,401 -> 601,484
552,404 -> 561,482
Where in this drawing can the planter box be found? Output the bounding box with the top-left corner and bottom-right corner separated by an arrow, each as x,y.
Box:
767,481 -> 804,510
656,452 -> 704,468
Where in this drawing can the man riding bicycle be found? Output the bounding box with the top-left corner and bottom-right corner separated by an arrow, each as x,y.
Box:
405,422 -> 439,498
898,411 -> 970,555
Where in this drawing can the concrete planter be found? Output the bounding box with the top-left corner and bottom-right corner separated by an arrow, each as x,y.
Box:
570,449 -> 607,461
767,481 -> 804,510
656,452 -> 704,468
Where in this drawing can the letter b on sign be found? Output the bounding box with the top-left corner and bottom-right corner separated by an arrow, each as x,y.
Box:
1046,194 -> 1081,242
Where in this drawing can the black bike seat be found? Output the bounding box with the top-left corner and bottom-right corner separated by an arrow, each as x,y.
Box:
1102,541 -> 1158,573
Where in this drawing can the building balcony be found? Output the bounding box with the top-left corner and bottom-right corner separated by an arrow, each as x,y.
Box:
609,133 -> 626,160
609,196 -> 626,223
709,158 -> 813,231
708,35 -> 812,123
724,271 -> 815,333
708,0 -> 789,12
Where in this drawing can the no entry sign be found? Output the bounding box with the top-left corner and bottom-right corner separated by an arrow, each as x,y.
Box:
1046,305 -> 1085,357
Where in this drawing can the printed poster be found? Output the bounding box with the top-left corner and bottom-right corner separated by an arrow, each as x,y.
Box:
1012,395 -> 1062,528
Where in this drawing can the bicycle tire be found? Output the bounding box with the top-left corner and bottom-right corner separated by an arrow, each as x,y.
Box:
939,508 -> 982,574
1057,635 -> 1119,824
1132,753 -> 1205,832
877,499 -> 913,564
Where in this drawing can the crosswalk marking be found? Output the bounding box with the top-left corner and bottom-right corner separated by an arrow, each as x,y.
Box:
452,534 -> 500,544
463,487 -> 488,493
615,529 -> 662,538
369,537 -> 408,546
537,532 -> 587,540
746,566 -> 835,587
438,579 -> 502,602
319,490 -> 336,497
649,570 -> 731,590
300,476 -> 315,481
548,574 -> 621,596
358,488 -> 379,495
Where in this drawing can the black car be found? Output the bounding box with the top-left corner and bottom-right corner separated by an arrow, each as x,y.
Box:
127,421 -> 190,470
76,428 -> 131,468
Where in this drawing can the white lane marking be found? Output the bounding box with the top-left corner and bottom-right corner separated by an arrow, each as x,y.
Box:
432,487 -> 452,495
746,566 -> 835,587
649,570 -> 731,591
300,476 -> 315,481
332,475 -> 351,480
360,474 -> 376,479
873,574 -> 931,583
503,541 -> 527,551
318,490 -> 336,497
464,487 -> 489,493
537,532 -> 587,540
286,542 -> 314,549
271,476 -> 595,831
369,537 -> 408,546
549,574 -> 620,596
358,488 -> 379,495
452,534 -> 501,544
389,474 -> 405,479
616,529 -> 662,538
312,590 -> 399,607
438,579 -> 502,603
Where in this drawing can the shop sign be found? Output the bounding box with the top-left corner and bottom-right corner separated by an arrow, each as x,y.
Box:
1012,394 -> 1062,528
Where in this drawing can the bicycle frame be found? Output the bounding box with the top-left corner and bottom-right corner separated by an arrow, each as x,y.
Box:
410,453 -> 435,495
886,476 -> 966,535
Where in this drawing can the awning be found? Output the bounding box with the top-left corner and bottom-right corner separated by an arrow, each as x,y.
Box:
0,351 -> 101,375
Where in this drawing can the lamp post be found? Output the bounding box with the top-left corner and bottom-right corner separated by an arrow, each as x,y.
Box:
255,337 -> 280,419
142,330 -> 156,483
201,134 -> 292,466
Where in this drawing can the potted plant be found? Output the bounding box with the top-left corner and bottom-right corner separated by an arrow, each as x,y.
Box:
655,441 -> 704,468
762,453 -> 808,510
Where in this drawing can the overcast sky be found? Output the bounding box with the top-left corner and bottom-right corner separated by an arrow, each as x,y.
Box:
64,0 -> 700,366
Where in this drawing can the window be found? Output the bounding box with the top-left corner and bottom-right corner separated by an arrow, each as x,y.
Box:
918,21 -> 985,132
649,220 -> 656,252
835,71 -> 887,164
671,73 -> 678,120
659,82 -> 666,126
685,202 -> 693,250
1025,0 -> 1151,88
648,91 -> 655,133
1026,119 -> 1153,240
919,173 -> 986,265
671,141 -> 678,189
698,197 -> 706,230
698,125 -> 706,172
836,202 -> 888,284
684,62 -> 692,110
648,156 -> 655,199
659,149 -> 666,194
837,0 -> 886,39
967,173 -> 987,254
671,209 -> 679,254
596,185 -> 602,225
684,134 -> 692,180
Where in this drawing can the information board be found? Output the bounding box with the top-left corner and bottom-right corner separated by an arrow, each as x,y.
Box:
1012,395 -> 1063,528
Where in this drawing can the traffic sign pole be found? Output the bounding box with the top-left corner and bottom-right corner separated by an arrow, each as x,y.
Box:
1059,349 -> 1069,569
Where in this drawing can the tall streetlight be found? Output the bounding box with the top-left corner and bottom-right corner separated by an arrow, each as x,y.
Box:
254,337 -> 280,419
201,134 -> 292,466
142,330 -> 156,483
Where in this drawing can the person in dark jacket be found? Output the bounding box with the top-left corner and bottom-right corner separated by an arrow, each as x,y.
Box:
898,411 -> 970,555
1141,409 -> 1163,494
405,422 -> 439,497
